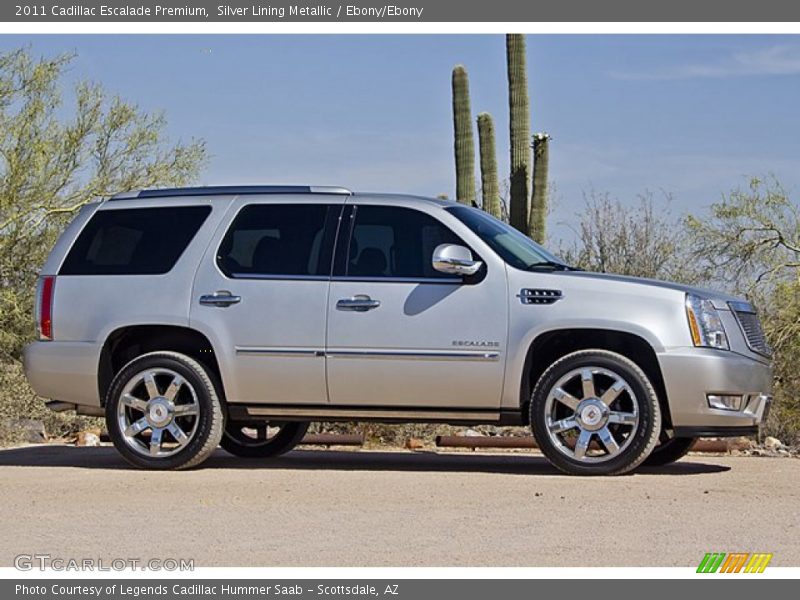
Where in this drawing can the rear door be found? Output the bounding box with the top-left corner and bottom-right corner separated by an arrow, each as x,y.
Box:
325,202 -> 508,409
190,196 -> 344,405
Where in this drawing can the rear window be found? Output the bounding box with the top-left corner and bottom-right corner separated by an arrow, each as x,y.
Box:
60,206 -> 211,275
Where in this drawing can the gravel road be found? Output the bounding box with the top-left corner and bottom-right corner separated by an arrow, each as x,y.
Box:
0,445 -> 797,567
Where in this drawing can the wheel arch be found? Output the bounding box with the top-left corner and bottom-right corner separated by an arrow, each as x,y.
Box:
98,324 -> 223,405
519,328 -> 671,429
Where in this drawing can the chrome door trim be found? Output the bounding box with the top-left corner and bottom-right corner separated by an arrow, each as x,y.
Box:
228,274 -> 330,282
235,347 -> 325,357
326,349 -> 500,361
331,276 -> 462,285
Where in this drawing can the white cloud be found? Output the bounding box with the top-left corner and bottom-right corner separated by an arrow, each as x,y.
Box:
611,44 -> 800,80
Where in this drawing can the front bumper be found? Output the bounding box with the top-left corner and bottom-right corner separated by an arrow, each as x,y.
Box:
23,341 -> 101,407
658,347 -> 772,432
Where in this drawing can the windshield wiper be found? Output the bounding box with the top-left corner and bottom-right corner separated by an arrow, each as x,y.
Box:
524,261 -> 581,272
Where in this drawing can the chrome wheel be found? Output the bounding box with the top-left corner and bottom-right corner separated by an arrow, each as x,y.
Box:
116,368 -> 200,458
545,366 -> 640,463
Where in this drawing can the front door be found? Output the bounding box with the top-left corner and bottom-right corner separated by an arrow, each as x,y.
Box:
325,203 -> 508,409
191,197 -> 343,405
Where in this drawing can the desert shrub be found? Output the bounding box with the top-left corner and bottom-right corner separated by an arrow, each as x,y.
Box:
0,48 -> 205,445
560,190 -> 703,284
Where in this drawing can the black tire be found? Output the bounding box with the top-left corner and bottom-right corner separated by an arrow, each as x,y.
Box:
220,421 -> 310,458
530,349 -> 661,476
105,351 -> 224,470
642,436 -> 696,466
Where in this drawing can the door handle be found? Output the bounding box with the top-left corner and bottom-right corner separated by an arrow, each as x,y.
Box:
336,295 -> 381,312
199,291 -> 241,307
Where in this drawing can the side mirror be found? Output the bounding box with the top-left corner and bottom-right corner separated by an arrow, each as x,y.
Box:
432,244 -> 483,276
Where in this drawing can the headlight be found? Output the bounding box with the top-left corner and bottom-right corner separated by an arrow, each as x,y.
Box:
685,293 -> 729,350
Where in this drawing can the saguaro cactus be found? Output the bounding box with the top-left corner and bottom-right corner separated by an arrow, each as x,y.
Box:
506,34 -> 531,233
477,112 -> 501,219
529,133 -> 551,244
451,65 -> 476,205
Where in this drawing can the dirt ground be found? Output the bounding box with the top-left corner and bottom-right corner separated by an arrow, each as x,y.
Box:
0,445 -> 797,567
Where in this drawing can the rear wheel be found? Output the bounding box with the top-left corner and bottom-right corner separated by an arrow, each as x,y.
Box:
530,349 -> 661,476
642,435 -> 696,466
105,351 -> 224,470
220,421 -> 309,458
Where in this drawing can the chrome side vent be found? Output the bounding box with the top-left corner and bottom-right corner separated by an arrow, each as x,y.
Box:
729,301 -> 771,356
518,289 -> 563,305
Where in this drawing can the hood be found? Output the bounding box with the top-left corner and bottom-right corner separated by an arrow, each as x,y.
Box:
555,271 -> 743,310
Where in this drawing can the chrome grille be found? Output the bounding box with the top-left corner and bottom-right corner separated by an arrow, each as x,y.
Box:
730,302 -> 771,356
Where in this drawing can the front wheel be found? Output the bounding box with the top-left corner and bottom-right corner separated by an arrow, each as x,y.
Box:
530,349 -> 661,476
221,421 -> 309,458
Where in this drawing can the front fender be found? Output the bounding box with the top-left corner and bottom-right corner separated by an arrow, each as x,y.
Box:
501,320 -> 667,411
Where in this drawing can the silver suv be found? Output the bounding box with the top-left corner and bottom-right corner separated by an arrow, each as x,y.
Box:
23,186 -> 773,474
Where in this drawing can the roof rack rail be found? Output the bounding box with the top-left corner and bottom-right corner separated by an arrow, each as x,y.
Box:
109,185 -> 352,200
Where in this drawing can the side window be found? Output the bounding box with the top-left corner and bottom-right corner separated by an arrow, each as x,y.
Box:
60,206 -> 211,275
217,204 -> 332,278
347,206 -> 465,279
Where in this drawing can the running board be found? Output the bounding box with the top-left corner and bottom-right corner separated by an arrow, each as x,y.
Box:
227,404 -> 521,425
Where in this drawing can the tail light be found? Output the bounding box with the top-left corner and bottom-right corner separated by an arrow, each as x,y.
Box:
36,275 -> 55,340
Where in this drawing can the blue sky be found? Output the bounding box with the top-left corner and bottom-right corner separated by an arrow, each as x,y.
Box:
2,34 -> 799,239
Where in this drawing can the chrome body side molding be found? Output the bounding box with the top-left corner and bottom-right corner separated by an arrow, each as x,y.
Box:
326,349 -> 499,361
235,347 -> 324,357
235,347 -> 499,361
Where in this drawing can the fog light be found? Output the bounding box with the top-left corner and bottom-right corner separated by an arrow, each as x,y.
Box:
707,394 -> 744,411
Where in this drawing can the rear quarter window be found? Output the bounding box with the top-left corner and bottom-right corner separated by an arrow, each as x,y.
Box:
59,206 -> 211,275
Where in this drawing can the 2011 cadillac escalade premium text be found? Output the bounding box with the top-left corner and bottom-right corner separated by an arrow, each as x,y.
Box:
23,186 -> 773,474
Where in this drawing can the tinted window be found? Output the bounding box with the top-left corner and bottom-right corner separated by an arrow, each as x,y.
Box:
60,206 -> 211,275
347,206 -> 464,279
217,204 -> 332,277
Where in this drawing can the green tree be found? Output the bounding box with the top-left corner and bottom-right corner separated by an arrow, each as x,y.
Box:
761,281 -> 800,441
0,48 -> 207,359
686,177 -> 799,292
687,178 -> 800,442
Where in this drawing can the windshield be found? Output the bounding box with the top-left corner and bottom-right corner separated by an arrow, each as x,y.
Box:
446,205 -> 568,271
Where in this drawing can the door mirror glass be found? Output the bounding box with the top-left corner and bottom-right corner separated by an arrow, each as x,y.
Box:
432,244 -> 482,276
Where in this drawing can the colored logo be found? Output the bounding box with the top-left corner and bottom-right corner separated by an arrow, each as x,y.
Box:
697,552 -> 773,573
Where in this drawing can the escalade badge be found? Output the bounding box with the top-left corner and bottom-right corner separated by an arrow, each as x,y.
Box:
452,340 -> 500,348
